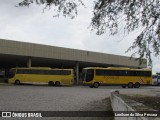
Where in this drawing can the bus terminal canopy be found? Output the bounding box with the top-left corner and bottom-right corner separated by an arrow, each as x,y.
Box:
0,39 -> 147,69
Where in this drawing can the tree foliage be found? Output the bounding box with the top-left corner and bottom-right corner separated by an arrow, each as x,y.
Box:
18,0 -> 160,65
18,0 -> 84,19
91,0 -> 160,65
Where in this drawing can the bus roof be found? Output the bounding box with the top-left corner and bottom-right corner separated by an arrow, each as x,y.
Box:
11,67 -> 73,70
83,67 -> 151,71
11,67 -> 51,69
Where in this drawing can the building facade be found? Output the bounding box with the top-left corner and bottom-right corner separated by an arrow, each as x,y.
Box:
0,39 -> 147,84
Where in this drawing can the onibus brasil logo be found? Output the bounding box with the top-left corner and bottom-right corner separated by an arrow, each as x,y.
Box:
2,112 -> 42,118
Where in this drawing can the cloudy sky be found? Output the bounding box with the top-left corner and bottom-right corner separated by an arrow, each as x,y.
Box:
0,0 -> 159,74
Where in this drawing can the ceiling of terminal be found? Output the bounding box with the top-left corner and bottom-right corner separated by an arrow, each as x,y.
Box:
0,53 -> 117,69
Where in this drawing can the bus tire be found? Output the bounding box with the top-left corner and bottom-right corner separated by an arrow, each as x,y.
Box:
48,81 -> 54,86
122,85 -> 126,88
90,85 -> 93,88
93,82 -> 99,88
55,81 -> 61,86
128,82 -> 133,88
134,82 -> 141,88
15,80 -> 20,85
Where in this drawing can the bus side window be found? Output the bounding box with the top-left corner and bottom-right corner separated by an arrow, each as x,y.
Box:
96,70 -> 104,76
119,71 -> 124,76
146,71 -> 151,77
61,70 -> 71,75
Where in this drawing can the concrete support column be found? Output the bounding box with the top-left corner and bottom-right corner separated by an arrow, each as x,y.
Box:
75,62 -> 79,85
27,57 -> 31,68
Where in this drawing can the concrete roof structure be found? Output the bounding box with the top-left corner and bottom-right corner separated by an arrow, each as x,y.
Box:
0,39 -> 146,69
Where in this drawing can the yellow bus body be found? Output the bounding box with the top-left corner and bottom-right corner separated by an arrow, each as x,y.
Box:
8,67 -> 74,86
82,67 -> 152,88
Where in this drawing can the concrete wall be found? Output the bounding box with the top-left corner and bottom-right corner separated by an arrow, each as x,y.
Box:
110,91 -> 160,120
0,39 -> 147,68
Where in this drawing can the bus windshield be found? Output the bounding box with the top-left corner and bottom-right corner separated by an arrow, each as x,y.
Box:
81,69 -> 94,82
8,69 -> 16,78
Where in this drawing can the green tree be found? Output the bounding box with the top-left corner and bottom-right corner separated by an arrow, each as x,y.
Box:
18,0 -> 160,65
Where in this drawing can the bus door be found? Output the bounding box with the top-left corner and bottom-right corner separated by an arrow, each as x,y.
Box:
85,69 -> 94,82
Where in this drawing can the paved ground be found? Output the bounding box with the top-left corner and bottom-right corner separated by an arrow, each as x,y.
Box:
0,84 -> 160,120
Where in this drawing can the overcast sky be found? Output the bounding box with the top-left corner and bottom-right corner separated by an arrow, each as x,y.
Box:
0,0 -> 159,74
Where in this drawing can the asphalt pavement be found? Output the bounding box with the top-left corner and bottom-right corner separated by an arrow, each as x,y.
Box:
0,85 -> 159,120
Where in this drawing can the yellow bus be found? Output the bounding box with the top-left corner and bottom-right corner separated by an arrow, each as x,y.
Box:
81,67 -> 152,88
8,67 -> 74,86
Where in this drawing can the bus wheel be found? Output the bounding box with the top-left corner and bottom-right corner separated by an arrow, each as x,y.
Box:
128,82 -> 133,88
134,82 -> 141,88
90,85 -> 93,88
15,80 -> 20,85
48,81 -> 54,86
122,85 -> 126,88
93,82 -> 99,88
55,81 -> 61,86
